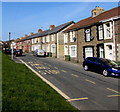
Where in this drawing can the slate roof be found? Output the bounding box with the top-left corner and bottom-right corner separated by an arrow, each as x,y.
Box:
17,21 -> 74,42
64,6 -> 120,32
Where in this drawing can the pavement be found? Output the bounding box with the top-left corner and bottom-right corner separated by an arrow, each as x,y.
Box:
15,54 -> 120,111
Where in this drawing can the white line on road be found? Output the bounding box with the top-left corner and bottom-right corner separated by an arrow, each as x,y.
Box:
67,97 -> 88,102
85,79 -> 96,85
107,88 -> 120,94
71,74 -> 79,77
107,94 -> 120,97
18,59 -> 70,100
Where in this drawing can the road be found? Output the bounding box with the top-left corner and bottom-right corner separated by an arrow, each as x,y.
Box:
17,54 -> 120,111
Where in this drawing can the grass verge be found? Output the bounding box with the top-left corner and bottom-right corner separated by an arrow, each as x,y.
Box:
2,53 -> 78,111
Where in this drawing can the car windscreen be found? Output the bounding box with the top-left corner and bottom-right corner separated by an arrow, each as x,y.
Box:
102,59 -> 119,67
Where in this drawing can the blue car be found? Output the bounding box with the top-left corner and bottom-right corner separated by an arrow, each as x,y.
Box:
83,57 -> 120,77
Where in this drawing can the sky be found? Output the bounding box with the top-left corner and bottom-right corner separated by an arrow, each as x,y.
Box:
1,1 -> 119,41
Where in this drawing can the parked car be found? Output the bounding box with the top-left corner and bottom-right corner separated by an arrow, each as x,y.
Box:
33,49 -> 46,57
15,49 -> 23,56
5,48 -> 11,54
83,57 -> 120,77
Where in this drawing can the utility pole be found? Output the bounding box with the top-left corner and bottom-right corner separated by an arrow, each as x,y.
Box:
9,32 -> 11,41
9,32 -> 13,60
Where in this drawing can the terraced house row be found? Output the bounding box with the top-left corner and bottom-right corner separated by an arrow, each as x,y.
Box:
13,6 -> 120,63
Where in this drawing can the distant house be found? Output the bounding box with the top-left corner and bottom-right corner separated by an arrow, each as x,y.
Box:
29,21 -> 74,59
64,6 -> 120,63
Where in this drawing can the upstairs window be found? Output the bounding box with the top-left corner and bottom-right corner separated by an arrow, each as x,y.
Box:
64,33 -> 68,43
97,25 -> 104,40
104,22 -> 112,39
106,23 -> 111,38
51,34 -> 55,41
70,31 -> 76,42
85,28 -> 91,42
42,37 -> 45,43
46,35 -> 50,42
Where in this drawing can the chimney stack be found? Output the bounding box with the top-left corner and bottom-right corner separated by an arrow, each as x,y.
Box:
38,29 -> 42,33
50,25 -> 55,30
25,34 -> 28,37
20,37 -> 23,40
30,32 -> 34,35
92,6 -> 105,17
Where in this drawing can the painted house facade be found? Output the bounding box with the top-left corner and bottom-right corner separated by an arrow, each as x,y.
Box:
64,6 -> 120,63
30,21 -> 74,59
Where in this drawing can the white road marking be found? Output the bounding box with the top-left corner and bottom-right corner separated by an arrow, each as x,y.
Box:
71,74 -> 79,77
61,70 -> 67,73
107,88 -> 120,94
85,79 -> 96,85
107,94 -> 120,97
67,97 -> 88,102
18,59 -> 70,100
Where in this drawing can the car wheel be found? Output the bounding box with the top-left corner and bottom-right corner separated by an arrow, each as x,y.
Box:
84,65 -> 89,71
103,69 -> 109,76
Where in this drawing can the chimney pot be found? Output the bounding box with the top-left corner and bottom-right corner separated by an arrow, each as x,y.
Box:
50,25 -> 55,30
38,29 -> 42,33
25,34 -> 28,37
30,32 -> 34,35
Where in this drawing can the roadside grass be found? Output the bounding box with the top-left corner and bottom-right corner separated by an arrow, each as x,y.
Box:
2,53 -> 78,111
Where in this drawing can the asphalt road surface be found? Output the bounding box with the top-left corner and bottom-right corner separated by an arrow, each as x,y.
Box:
16,54 -> 120,111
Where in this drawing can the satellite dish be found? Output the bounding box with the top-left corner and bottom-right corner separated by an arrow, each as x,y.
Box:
73,37 -> 76,41
90,36 -> 94,40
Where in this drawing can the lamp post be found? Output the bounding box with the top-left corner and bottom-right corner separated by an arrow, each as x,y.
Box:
9,32 -> 14,60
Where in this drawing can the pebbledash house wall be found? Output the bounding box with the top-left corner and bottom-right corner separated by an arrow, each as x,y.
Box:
77,19 -> 120,63
77,25 -> 104,64
115,19 -> 120,61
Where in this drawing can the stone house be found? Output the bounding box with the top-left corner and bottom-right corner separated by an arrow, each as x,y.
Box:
30,21 -> 74,59
64,6 -> 120,63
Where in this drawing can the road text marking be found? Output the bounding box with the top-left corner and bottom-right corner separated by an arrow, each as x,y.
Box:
67,97 -> 88,102
85,79 -> 96,84
19,59 -> 70,100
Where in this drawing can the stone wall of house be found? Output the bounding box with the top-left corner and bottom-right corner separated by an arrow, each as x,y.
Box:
115,19 -> 120,61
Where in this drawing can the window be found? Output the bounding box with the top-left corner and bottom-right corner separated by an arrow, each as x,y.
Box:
97,25 -> 104,40
46,44 -> 50,52
42,37 -> 45,43
84,47 -> 94,59
106,23 -> 111,38
64,33 -> 68,43
51,44 -> 56,53
104,22 -> 112,39
85,28 -> 91,42
64,45 -> 68,55
70,31 -> 75,42
46,35 -> 50,42
51,34 -> 55,41
70,45 -> 77,57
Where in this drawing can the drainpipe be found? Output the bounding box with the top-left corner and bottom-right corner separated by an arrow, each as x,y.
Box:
111,18 -> 116,61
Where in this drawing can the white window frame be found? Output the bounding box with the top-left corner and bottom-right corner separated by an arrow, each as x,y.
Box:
84,47 -> 94,59
69,45 -> 77,57
85,28 -> 91,42
46,35 -> 50,42
51,44 -> 56,53
104,22 -> 112,39
64,33 -> 68,43
51,34 -> 55,41
70,31 -> 75,42
64,45 -> 68,55
98,25 -> 104,40
42,36 -> 45,43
